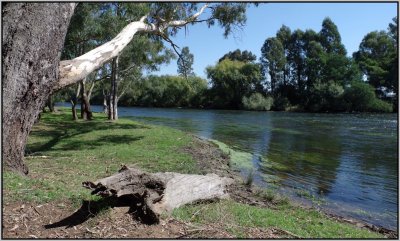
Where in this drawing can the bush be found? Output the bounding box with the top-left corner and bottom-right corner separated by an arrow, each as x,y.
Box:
305,82 -> 344,112
272,95 -> 290,111
343,82 -> 392,112
242,93 -> 273,111
368,98 -> 393,112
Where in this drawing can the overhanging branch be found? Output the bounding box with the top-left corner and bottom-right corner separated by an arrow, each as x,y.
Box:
54,4 -> 210,92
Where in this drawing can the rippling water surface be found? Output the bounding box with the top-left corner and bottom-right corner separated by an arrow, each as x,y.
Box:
57,103 -> 398,230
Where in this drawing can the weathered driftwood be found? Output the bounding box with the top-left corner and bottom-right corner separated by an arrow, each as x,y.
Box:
82,166 -> 233,223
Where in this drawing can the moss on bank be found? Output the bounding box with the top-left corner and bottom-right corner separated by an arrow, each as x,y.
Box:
3,108 -> 384,238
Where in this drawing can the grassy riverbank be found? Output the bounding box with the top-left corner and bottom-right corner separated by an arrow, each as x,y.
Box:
2,108 -> 384,238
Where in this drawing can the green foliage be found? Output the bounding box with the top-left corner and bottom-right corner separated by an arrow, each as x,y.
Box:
305,82 -> 344,112
242,93 -> 273,111
260,37 -> 286,93
177,47 -> 194,78
207,59 -> 262,109
259,17 -> 395,113
319,17 -> 347,55
353,30 -> 397,92
343,82 -> 392,112
119,75 -> 207,108
147,3 -> 248,38
219,49 -> 256,63
272,94 -> 290,111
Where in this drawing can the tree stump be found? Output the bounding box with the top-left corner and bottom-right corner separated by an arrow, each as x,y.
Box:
82,166 -> 233,223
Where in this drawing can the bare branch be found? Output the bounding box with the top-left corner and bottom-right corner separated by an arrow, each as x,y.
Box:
167,4 -> 209,27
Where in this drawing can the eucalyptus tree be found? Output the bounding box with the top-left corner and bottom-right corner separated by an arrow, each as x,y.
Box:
276,25 -> 292,85
3,2 -> 249,174
177,47 -> 194,79
62,3 -> 103,120
260,37 -> 286,93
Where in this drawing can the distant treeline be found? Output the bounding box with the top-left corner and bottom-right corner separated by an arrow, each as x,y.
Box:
60,17 -> 397,113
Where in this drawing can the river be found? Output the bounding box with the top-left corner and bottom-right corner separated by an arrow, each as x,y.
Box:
57,103 -> 398,230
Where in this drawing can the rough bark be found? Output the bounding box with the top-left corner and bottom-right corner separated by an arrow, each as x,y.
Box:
2,3 -> 76,174
83,166 -> 233,223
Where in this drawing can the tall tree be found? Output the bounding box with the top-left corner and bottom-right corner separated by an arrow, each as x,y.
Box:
3,2 -> 249,174
319,17 -> 346,55
353,31 -> 396,93
288,29 -> 306,92
276,25 -> 292,85
177,46 -> 194,78
260,37 -> 286,93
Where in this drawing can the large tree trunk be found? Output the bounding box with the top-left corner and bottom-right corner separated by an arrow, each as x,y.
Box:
83,166 -> 233,223
2,3 -> 75,174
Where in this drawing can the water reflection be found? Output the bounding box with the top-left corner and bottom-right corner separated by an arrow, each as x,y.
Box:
261,114 -> 342,197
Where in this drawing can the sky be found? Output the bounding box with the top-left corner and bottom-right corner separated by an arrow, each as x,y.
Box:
152,2 -> 397,79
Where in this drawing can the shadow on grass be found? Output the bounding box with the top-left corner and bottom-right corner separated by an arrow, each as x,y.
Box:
44,195 -> 158,230
26,120 -> 149,155
54,135 -> 144,151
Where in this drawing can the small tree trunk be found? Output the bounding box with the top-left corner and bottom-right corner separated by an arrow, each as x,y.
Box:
114,98 -> 119,120
70,83 -> 80,120
103,95 -> 108,114
107,94 -> 114,120
112,57 -> 119,121
80,80 -> 87,120
109,57 -> 119,120
71,100 -> 78,120
47,95 -> 55,112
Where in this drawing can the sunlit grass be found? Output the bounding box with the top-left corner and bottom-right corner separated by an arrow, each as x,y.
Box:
173,199 -> 383,238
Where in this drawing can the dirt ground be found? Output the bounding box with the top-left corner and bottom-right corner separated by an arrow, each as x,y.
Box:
2,136 -> 397,238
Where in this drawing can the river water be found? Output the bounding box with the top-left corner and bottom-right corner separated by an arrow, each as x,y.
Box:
57,103 -> 398,230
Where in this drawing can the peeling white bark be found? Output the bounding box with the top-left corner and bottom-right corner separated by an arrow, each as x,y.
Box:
54,4 -> 209,92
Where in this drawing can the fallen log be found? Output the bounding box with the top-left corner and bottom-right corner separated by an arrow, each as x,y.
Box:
82,166 -> 233,223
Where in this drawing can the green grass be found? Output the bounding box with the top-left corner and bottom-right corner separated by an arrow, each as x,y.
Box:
3,108 -> 384,238
4,108 -> 198,204
173,199 -> 383,238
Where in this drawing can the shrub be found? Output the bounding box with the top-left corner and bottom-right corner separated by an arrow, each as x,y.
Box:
242,93 -> 273,111
305,82 -> 344,112
343,82 -> 392,112
272,95 -> 290,111
368,98 -> 393,112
